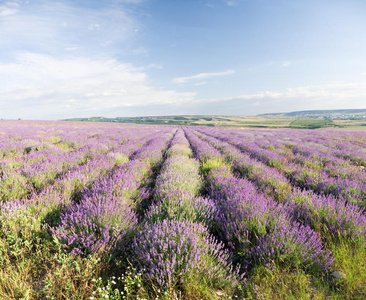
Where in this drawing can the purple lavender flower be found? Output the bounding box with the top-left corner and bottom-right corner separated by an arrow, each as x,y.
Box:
131,220 -> 241,290
51,194 -> 137,255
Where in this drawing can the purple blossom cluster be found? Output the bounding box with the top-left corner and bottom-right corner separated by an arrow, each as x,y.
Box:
183,128 -> 222,162
206,167 -> 334,272
146,195 -> 217,227
131,220 -> 241,290
131,131 -> 175,166
286,164 -> 366,205
165,129 -> 193,158
286,189 -> 366,242
51,194 -> 137,255
153,154 -> 202,203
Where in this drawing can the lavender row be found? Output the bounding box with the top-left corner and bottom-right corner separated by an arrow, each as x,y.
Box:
50,160 -> 146,255
45,128 -> 174,206
196,128 -> 366,207
130,129 -> 241,294
201,127 -> 366,168
223,131 -> 366,185
0,145 -> 102,202
0,120 -> 165,162
0,140 -> 133,202
0,129 -> 171,240
184,127 -> 335,273
207,167 -> 334,272
0,124 -> 170,202
0,122 -> 156,168
50,128 -> 176,255
191,129 -> 366,245
193,129 -> 292,201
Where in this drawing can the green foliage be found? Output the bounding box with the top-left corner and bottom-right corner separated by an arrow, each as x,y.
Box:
165,144 -> 193,158
115,153 -> 129,165
0,173 -> 31,202
200,158 -> 231,177
290,118 -> 336,129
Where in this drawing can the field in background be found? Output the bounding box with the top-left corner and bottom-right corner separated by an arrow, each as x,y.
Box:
63,115 -> 366,129
0,120 -> 366,299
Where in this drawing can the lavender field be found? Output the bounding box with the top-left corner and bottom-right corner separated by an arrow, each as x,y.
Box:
0,120 -> 366,299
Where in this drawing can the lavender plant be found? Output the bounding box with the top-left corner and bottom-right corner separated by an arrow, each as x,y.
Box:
130,220 -> 241,293
51,195 -> 137,255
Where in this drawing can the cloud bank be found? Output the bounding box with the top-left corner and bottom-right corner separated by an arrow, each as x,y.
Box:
0,53 -> 196,119
172,70 -> 235,84
1,53 -> 364,120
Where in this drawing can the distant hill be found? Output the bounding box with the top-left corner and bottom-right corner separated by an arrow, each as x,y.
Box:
62,112 -> 366,129
62,115 -> 222,126
258,109 -> 366,119
62,115 -> 294,128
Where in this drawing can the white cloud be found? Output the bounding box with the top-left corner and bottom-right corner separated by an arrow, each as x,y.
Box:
200,82 -> 366,115
207,82 -> 366,102
0,53 -> 196,119
6,1 -> 20,6
114,0 -> 145,3
145,63 -> 164,69
0,7 -> 17,16
224,0 -> 246,7
172,69 -> 235,84
65,47 -> 79,51
88,23 -> 101,31
101,40 -> 113,47
282,61 -> 291,67
205,1 -> 215,8
0,1 -> 138,57
0,1 -> 20,17
226,1 -> 237,6
1,54 -> 365,119
131,47 -> 150,55
224,0 -> 252,7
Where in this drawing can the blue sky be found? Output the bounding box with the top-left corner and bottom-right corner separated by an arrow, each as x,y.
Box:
1,0 -> 366,119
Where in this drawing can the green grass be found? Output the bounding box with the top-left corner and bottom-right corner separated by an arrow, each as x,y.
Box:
240,239 -> 366,300
289,118 -> 336,129
200,157 -> 231,177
